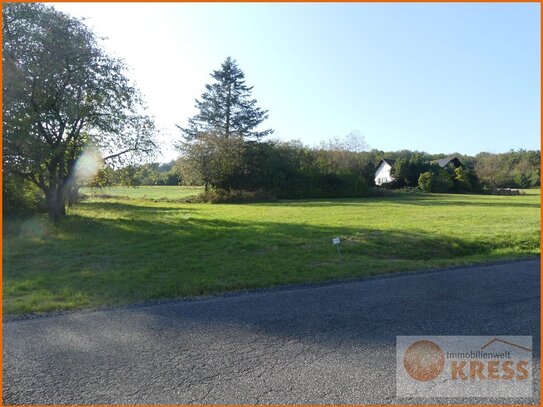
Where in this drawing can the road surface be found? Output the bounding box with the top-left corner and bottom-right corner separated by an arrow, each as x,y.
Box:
3,260 -> 540,405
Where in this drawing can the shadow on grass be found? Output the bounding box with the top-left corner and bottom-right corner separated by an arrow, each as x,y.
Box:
3,196 -> 539,316
75,200 -> 203,214
263,193 -> 540,209
5,199 -> 537,302
81,192 -> 541,210
7,198 -> 537,267
46,201 -> 498,261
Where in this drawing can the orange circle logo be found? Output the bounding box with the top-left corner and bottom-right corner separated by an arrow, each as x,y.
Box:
403,340 -> 445,381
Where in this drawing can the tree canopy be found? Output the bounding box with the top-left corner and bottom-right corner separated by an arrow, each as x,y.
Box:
180,57 -> 273,141
2,3 -> 157,219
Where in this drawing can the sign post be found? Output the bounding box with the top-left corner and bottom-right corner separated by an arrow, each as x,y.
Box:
332,237 -> 343,260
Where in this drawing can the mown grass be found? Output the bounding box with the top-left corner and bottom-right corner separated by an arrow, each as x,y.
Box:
80,185 -> 202,200
3,189 -> 540,315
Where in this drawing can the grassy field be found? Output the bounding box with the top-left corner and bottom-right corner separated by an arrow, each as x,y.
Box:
81,185 -> 202,200
3,188 -> 540,315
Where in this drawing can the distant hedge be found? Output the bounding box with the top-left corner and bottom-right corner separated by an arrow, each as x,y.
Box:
207,141 -> 373,199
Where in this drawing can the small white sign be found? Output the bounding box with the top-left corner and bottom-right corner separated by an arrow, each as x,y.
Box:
332,237 -> 340,245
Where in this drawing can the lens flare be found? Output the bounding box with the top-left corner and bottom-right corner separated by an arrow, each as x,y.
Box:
74,148 -> 102,183
20,217 -> 48,239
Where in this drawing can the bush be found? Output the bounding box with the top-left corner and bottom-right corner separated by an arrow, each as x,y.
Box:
395,187 -> 425,193
433,169 -> 454,192
188,189 -> 278,204
417,169 -> 454,193
453,167 -> 472,192
3,175 -> 46,217
368,187 -> 395,197
492,188 -> 523,196
418,171 -> 434,192
207,141 -> 372,199
380,178 -> 403,190
390,156 -> 435,187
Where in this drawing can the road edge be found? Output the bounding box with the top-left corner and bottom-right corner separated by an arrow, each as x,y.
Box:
4,256 -> 540,323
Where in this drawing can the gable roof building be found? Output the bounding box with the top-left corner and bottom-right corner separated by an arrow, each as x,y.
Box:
381,158 -> 396,167
374,158 -> 396,186
374,156 -> 465,187
431,156 -> 464,169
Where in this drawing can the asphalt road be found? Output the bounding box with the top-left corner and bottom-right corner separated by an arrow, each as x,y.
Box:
3,260 -> 540,405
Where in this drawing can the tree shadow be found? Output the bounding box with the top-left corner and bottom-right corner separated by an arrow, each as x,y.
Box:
72,200 -> 203,214
5,203 -> 536,313
48,205 -> 498,260
254,193 -> 541,209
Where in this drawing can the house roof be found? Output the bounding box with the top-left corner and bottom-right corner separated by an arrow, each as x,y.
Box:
380,158 -> 396,166
431,156 -> 463,168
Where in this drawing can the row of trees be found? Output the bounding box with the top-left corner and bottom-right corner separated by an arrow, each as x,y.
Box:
87,144 -> 540,193
474,150 -> 540,189
89,161 -> 181,188
177,136 -> 373,199
81,146 -> 540,197
379,150 -> 539,192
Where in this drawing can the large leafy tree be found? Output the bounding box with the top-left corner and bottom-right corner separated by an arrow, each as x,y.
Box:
180,57 -> 273,141
3,3 -> 157,220
176,134 -> 244,192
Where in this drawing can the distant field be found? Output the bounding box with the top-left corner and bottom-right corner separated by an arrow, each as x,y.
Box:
81,185 -> 202,200
4,189 -> 540,315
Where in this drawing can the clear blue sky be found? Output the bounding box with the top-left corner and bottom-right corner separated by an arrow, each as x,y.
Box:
55,2 -> 540,161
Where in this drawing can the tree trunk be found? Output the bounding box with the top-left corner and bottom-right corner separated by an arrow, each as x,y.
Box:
67,184 -> 80,206
225,84 -> 231,138
45,185 -> 67,221
204,181 -> 209,192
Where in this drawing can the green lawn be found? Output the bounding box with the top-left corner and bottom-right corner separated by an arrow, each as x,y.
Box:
80,185 -> 202,200
3,189 -> 540,315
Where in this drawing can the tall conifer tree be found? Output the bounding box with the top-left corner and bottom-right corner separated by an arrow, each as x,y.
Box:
181,57 -> 273,141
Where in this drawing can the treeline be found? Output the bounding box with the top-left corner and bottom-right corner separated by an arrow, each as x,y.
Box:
89,161 -> 181,188
5,143 -> 540,215
376,149 -> 540,190
178,137 -> 374,199
474,150 -> 540,189
101,144 -> 539,197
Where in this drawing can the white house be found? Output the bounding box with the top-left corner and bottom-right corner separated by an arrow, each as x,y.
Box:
374,156 -> 465,186
374,158 -> 396,186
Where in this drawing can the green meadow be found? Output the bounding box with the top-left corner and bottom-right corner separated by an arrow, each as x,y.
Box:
3,188 -> 540,315
81,185 -> 203,200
